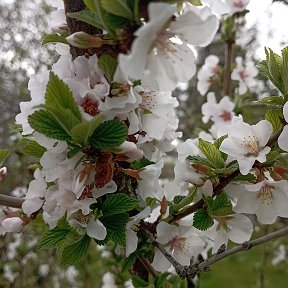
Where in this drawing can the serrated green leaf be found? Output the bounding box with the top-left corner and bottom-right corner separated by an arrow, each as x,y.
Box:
257,60 -> 271,79
39,227 -> 71,249
102,193 -> 138,215
132,275 -> 149,287
61,234 -> 91,265
193,209 -> 213,231
265,109 -> 284,132
71,115 -> 103,145
281,47 -> 288,93
198,139 -> 225,169
47,106 -> 80,135
89,120 -> 128,150
0,149 -> 10,167
122,251 -> 138,272
100,213 -> 129,245
28,109 -> 71,141
67,146 -> 83,159
214,135 -> 228,149
260,96 -> 286,107
42,33 -> 68,45
206,192 -> 233,216
45,71 -> 82,122
100,0 -> 133,20
66,10 -> 104,30
98,54 -> 117,82
23,140 -> 46,158
131,158 -> 155,170
186,155 -> 214,168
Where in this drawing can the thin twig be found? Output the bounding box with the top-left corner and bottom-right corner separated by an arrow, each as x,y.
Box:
0,194 -> 24,209
187,225 -> 288,278
138,256 -> 158,277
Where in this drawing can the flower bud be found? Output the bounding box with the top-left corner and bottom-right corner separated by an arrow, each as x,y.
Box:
66,32 -> 104,49
0,167 -> 7,182
2,217 -> 23,233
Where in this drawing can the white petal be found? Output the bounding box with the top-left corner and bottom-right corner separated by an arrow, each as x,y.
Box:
278,125 -> 288,152
228,215 -> 253,244
86,219 -> 107,240
151,248 -> 171,272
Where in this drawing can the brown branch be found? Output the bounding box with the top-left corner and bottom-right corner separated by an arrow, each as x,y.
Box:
0,194 -> 24,209
187,225 -> 288,278
138,256 -> 158,277
223,39 -> 234,97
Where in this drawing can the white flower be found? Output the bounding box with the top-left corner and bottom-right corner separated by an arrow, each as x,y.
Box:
202,0 -> 230,14
212,214 -> 253,253
174,139 -> 203,189
125,207 -> 151,257
137,160 -> 164,200
220,119 -> 272,175
151,222 -> 205,271
227,179 -> 288,224
22,168 -> 47,216
197,55 -> 221,95
2,217 -> 23,233
201,92 -> 234,124
119,3 -> 218,91
278,102 -> 288,151
231,57 -> 258,95
0,166 -> 7,182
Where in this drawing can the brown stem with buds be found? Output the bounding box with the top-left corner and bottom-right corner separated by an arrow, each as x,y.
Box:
223,39 -> 234,97
0,194 -> 24,209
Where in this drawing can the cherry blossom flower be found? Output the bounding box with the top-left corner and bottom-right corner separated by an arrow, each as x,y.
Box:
231,57 -> 258,95
201,92 -> 234,124
125,207 -> 151,257
0,167 -> 7,182
197,55 -> 221,96
220,119 -> 272,175
119,3 -> 219,91
152,222 -> 205,271
212,214 -> 253,253
227,179 -> 288,224
278,102 -> 288,151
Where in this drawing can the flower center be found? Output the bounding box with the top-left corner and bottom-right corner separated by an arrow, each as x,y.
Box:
139,91 -> 157,111
241,136 -> 261,157
257,184 -> 274,204
234,0 -> 245,9
168,236 -> 186,252
154,30 -> 177,56
220,110 -> 232,122
239,70 -> 248,79
81,96 -> 99,116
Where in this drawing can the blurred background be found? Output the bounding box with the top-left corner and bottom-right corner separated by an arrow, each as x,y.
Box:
1,0 -> 288,287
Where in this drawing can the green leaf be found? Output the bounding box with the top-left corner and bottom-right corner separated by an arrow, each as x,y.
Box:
281,47 -> 288,93
66,10 -> 104,30
131,158 -> 155,170
186,155 -> 214,168
193,209 -> 214,231
122,251 -> 138,272
234,173 -> 257,182
198,138 -> 225,169
100,213 -> 129,245
45,71 -> 82,122
83,0 -> 97,13
100,0 -> 133,20
89,120 -> 128,150
206,192 -> 233,216
257,60 -> 271,79
39,227 -> 71,249
132,275 -> 149,287
67,145 -> 83,159
265,109 -> 284,132
42,33 -> 68,45
61,234 -> 91,265
98,54 -> 117,82
102,193 -> 138,215
188,0 -> 202,5
23,140 -> 46,158
0,149 -> 10,166
47,106 -> 81,135
28,109 -> 71,141
260,96 -> 286,107
267,48 -> 282,88
71,115 -> 103,145
214,135 -> 228,149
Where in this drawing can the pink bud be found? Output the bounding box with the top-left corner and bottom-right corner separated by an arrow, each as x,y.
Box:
66,32 -> 104,49
2,217 -> 23,233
